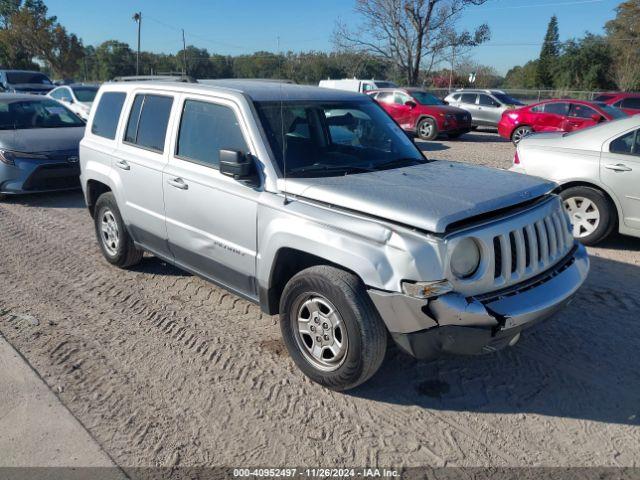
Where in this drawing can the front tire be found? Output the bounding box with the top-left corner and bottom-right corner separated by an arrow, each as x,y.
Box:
279,266 -> 387,391
417,117 -> 438,141
94,192 -> 143,268
560,186 -> 616,245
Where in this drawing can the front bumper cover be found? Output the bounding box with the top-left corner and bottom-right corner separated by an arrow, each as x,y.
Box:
369,243 -> 589,359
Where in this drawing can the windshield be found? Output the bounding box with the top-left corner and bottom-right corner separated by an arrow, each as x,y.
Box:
6,72 -> 52,85
0,99 -> 84,130
254,99 -> 427,178
374,81 -> 397,89
594,94 -> 614,102
493,93 -> 523,105
595,102 -> 628,119
72,86 -> 98,102
410,91 -> 444,105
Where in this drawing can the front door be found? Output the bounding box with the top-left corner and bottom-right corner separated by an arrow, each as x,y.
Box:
476,94 -> 502,126
601,128 -> 640,230
562,103 -> 600,132
162,95 -> 259,299
112,91 -> 175,257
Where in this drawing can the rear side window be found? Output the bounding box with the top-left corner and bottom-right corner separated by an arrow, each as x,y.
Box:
91,92 -> 126,139
124,94 -> 173,152
460,93 -> 477,104
621,97 -> 640,109
543,102 -> 570,116
176,100 -> 248,168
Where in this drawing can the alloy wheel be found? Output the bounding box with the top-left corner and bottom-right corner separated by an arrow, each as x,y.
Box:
100,209 -> 120,256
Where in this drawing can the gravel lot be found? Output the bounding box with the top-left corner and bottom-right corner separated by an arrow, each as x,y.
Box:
0,129 -> 639,473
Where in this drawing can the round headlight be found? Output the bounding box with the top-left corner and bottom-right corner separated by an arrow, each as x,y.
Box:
450,238 -> 480,278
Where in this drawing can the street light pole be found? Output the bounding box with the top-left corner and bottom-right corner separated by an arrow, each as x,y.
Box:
133,12 -> 142,75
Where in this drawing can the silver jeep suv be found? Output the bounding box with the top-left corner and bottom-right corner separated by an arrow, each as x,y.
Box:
80,80 -> 589,391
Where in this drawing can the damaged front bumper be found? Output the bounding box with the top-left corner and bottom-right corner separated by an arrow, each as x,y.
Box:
369,243 -> 589,359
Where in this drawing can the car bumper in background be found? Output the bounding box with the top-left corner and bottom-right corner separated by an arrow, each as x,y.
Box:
0,157 -> 80,194
497,121 -> 514,139
369,243 -> 589,360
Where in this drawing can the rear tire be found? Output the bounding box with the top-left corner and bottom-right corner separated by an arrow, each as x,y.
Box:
511,125 -> 532,145
560,186 -> 616,245
417,117 -> 438,141
94,192 -> 143,268
279,265 -> 387,391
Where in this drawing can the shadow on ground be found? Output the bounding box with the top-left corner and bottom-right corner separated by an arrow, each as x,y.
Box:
350,254 -> 640,426
2,189 -> 85,209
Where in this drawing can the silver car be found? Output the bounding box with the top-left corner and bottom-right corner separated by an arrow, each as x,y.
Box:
0,95 -> 85,198
80,80 -> 588,391
444,89 -> 523,128
511,116 -> 640,245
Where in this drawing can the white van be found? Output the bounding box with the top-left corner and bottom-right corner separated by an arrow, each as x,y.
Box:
318,78 -> 397,93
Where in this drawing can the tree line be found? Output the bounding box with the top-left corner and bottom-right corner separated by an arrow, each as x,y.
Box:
504,1 -> 640,91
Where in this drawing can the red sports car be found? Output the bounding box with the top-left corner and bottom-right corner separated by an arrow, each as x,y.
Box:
593,92 -> 640,115
369,88 -> 472,140
498,99 -> 627,144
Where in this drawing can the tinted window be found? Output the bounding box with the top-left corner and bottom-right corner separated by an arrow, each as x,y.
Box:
621,97 -> 640,109
72,87 -> 98,103
374,81 -> 397,89
610,130 -> 639,155
51,88 -> 72,101
493,93 -> 523,105
6,71 -> 52,85
394,92 -> 411,105
544,102 -> 570,115
411,92 -> 444,105
460,93 -> 477,104
478,94 -> 497,106
91,92 -> 126,139
530,104 -> 544,113
594,94 -> 614,102
177,100 -> 248,168
570,103 -> 598,119
595,103 -> 627,119
124,94 -> 173,152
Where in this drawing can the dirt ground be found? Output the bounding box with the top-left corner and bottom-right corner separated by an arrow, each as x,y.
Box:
0,131 -> 639,470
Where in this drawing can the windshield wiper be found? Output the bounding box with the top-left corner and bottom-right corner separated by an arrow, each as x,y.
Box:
373,157 -> 429,171
288,164 -> 375,177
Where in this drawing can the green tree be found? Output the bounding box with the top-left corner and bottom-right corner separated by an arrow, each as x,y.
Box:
605,0 -> 640,91
93,40 -> 135,80
504,60 -> 539,88
537,15 -> 559,88
554,34 -> 615,90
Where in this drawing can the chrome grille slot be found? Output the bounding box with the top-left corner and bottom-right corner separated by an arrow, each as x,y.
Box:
447,196 -> 575,297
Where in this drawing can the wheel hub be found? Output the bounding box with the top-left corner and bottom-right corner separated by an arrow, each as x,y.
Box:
100,210 -> 120,255
564,196 -> 600,238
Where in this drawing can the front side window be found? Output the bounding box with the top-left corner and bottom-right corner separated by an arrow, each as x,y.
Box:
543,102 -> 570,116
394,92 -> 411,105
254,99 -> 427,178
570,103 -> 598,119
610,129 -> 639,155
91,92 -> 126,139
124,94 -> 173,152
376,92 -> 393,104
478,94 -> 497,107
176,100 -> 248,168
0,99 -> 84,130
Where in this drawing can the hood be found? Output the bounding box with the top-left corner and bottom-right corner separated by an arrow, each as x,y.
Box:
283,161 -> 555,233
8,83 -> 53,93
0,127 -> 85,153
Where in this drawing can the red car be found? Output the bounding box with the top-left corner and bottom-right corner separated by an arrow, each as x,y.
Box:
498,99 -> 627,145
369,88 -> 472,140
593,92 -> 640,115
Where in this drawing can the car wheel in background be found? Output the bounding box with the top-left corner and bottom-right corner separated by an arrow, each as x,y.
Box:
511,125 -> 532,145
560,186 -> 616,245
279,265 -> 387,391
417,118 -> 438,141
94,192 -> 144,268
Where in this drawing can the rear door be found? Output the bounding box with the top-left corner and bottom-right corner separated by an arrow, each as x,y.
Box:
111,91 -> 176,257
390,91 -> 414,129
162,94 -> 259,299
459,93 -> 479,123
563,103 -> 600,132
601,128 -> 640,230
534,102 -> 569,132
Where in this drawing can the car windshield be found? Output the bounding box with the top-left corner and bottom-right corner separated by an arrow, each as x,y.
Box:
6,72 -> 52,85
254,99 -> 427,178
0,99 -> 84,130
72,86 -> 98,102
374,81 -> 397,89
410,92 -> 444,105
594,102 -> 628,119
493,93 -> 523,105
594,94 -> 614,102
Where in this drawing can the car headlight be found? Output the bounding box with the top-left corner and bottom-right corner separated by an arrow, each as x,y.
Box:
0,149 -> 48,165
450,238 -> 481,278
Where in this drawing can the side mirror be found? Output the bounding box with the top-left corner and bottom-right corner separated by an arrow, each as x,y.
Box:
219,149 -> 254,180
405,100 -> 417,109
591,113 -> 604,123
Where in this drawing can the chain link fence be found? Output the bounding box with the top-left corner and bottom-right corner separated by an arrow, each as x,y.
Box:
424,88 -> 601,103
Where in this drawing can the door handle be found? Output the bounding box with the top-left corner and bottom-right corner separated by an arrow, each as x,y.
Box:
604,163 -> 632,172
167,177 -> 189,190
115,160 -> 130,171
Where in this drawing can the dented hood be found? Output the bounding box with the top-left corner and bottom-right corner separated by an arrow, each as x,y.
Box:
282,161 -> 555,233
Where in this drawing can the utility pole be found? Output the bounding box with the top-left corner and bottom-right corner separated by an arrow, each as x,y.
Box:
448,44 -> 455,93
182,29 -> 187,76
133,12 -> 142,75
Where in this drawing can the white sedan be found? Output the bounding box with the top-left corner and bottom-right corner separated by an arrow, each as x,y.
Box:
47,84 -> 99,121
510,115 -> 640,245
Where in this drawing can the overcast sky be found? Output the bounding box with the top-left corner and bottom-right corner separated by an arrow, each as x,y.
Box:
45,0 -> 620,75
